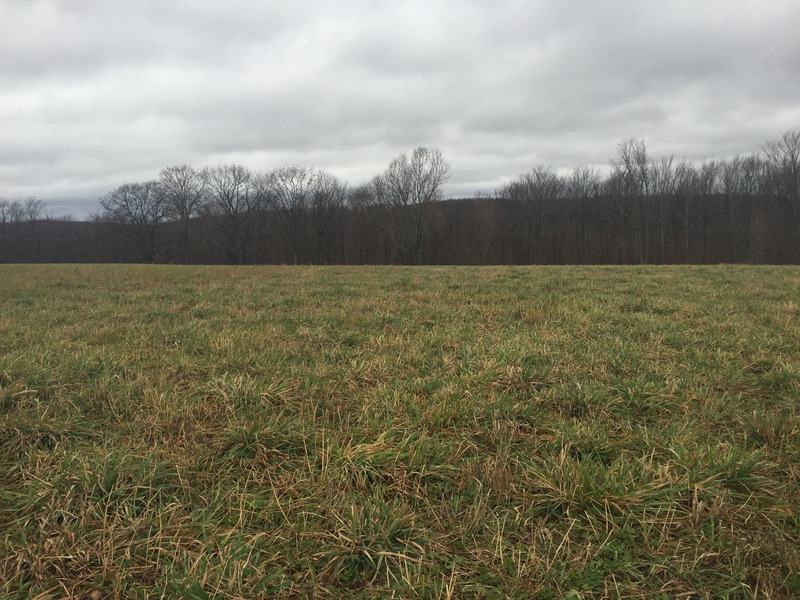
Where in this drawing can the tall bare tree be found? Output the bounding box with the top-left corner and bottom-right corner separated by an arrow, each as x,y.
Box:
22,197 -> 46,224
500,165 -> 564,263
201,164 -> 258,264
567,165 -> 601,263
99,181 -> 169,262
343,183 -> 378,263
674,159 -> 697,262
611,138 -> 651,263
261,166 -> 314,264
721,155 -> 759,261
651,155 -> 675,262
762,128 -> 800,257
0,198 -> 20,260
696,160 -> 720,262
306,170 -> 346,264
160,164 -> 205,263
369,146 -> 451,264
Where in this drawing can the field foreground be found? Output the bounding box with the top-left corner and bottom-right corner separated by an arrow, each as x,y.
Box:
1,264 -> 799,598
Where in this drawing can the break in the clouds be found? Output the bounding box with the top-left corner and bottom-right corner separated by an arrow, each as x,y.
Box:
2,0 -> 799,217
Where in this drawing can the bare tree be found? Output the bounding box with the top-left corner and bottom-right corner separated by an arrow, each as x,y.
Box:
99,181 -> 169,262
160,164 -> 205,263
306,170 -> 346,264
261,166 -> 313,264
22,197 -> 46,224
344,183 -> 378,263
500,165 -> 564,263
462,192 -> 500,264
762,128 -> 800,257
0,198 -> 18,260
18,197 -> 47,258
602,170 -> 629,262
201,164 -> 258,264
567,165 -> 601,199
696,160 -> 720,262
567,165 -> 601,263
721,155 -> 755,261
611,138 -> 651,263
369,146 -> 451,264
651,155 -> 675,262
674,159 -> 697,262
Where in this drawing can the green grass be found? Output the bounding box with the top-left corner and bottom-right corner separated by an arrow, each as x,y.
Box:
1,264 -> 799,598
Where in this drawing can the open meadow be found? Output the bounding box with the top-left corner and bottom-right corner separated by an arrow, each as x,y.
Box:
1,264 -> 799,598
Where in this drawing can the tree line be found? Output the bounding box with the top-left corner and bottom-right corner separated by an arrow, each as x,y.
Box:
1,128 -> 798,265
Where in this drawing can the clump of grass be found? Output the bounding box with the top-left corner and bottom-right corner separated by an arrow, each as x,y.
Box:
317,497 -> 428,587
739,410 -> 799,450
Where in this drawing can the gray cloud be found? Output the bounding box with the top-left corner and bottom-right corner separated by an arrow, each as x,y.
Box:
1,0 -> 799,217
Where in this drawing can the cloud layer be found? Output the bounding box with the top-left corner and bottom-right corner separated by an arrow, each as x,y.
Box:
2,0 -> 799,216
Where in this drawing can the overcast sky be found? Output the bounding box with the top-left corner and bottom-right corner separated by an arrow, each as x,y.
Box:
2,0 -> 799,217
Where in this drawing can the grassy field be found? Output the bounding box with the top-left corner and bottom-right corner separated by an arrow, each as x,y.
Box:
1,264 -> 799,599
